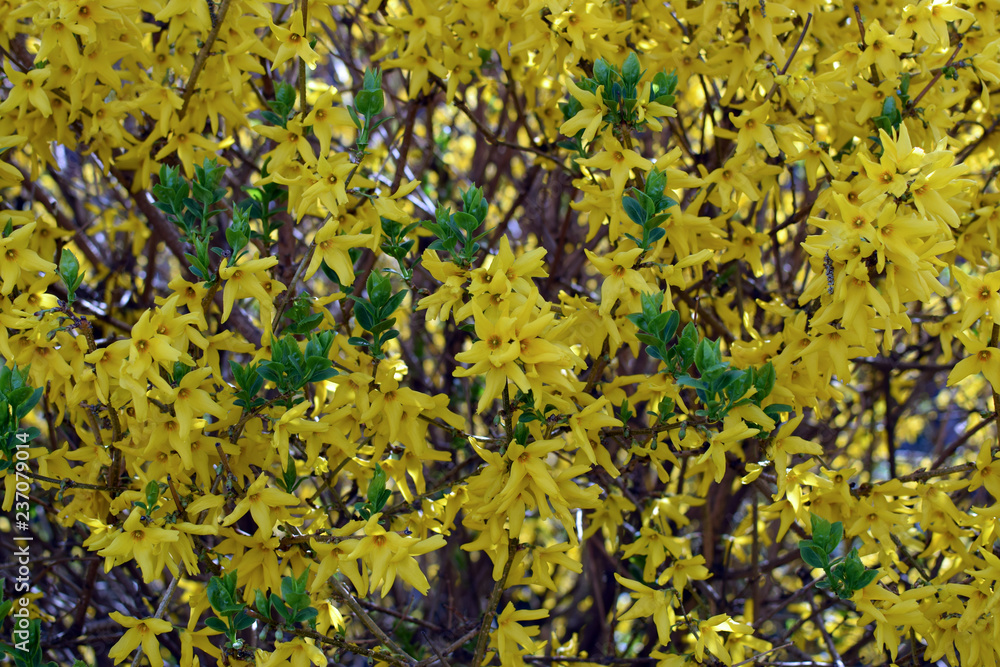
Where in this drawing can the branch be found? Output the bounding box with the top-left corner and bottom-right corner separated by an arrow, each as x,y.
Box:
328,576 -> 415,665
472,537 -> 519,667
179,0 -> 234,120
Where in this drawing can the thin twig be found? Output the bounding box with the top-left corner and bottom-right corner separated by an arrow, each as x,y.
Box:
471,538 -> 519,667
329,576 -> 415,665
179,0 -> 234,120
130,576 -> 179,667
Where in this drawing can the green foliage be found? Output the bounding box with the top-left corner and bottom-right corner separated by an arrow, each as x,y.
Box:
354,462 -> 392,520
225,205 -> 252,263
277,456 -> 305,494
423,184 -> 492,268
380,217 -> 421,282
238,159 -> 288,248
261,81 -> 298,128
561,52 -> 677,142
348,270 -> 407,360
230,360 -> 266,411
257,331 -> 339,406
280,292 -> 325,336
0,364 -> 42,472
800,513 -> 880,600
622,168 -> 677,251
628,294 -> 786,424
348,67 -> 392,154
152,158 -> 230,283
0,618 -> 58,667
205,571 -> 255,650
57,248 -> 84,306
253,570 -> 318,629
0,588 -> 58,667
871,96 -> 904,148
132,480 -> 163,517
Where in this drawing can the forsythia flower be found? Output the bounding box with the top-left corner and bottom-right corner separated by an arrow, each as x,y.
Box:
490,602 -> 547,666
0,222 -> 57,294
221,473 -> 302,537
98,511 -> 180,583
347,513 -> 447,597
107,613 -> 174,665
219,255 -> 282,323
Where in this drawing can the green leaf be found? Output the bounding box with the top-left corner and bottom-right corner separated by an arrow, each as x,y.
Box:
622,196 -> 647,226
800,544 -> 829,570
694,338 -> 718,375
232,609 -> 255,631
254,590 -> 271,620
853,568 -> 880,590
810,513 -> 831,546
205,616 -> 229,632
622,52 -> 641,86
593,59 -> 610,87
828,521 -> 844,554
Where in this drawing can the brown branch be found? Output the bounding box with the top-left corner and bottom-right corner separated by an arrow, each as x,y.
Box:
472,538 -> 519,667
179,0 -> 234,120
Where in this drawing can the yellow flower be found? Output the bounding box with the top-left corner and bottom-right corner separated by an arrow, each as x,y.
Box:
729,103 -> 779,158
694,614 -> 754,665
124,309 -> 190,384
947,333 -> 1000,390
577,132 -> 653,199
257,638 -> 327,667
490,602 -> 547,666
270,10 -> 321,70
98,511 -> 180,583
107,612 -> 174,665
454,303 -> 530,413
346,513 -> 446,597
254,118 -> 318,166
954,268 -> 1000,330
658,555 -> 710,591
222,472 -> 302,537
0,222 -> 57,295
303,89 -> 356,151
614,574 -> 676,645
560,79 -> 607,146
0,62 -> 51,118
219,255 -> 282,323
150,367 -> 228,446
300,153 -> 355,219
858,20 -> 913,80
304,219 -> 372,285
585,247 -> 650,316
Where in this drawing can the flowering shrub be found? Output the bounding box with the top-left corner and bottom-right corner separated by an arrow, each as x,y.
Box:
1,0 -> 1000,666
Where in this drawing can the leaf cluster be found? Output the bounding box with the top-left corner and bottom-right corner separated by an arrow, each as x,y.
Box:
261,81 -> 298,128
423,184 -> 492,268
380,217 -> 421,282
253,569 -> 318,629
0,611 -> 58,667
349,270 -> 407,360
281,292 -> 325,336
205,571 -> 255,650
561,52 -> 677,139
347,67 -> 391,153
236,159 -> 288,248
800,513 -> 880,600
0,364 -> 42,472
354,462 -> 392,520
258,332 -> 338,407
622,168 -> 677,251
628,293 -> 786,424
57,248 -> 85,306
152,159 -> 229,283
